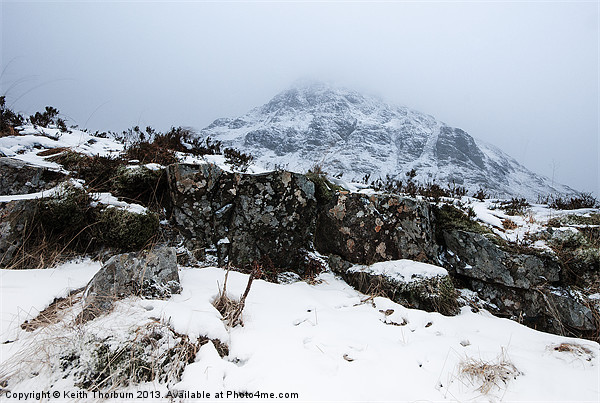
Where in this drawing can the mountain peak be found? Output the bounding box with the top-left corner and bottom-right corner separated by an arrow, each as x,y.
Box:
201,83 -> 575,199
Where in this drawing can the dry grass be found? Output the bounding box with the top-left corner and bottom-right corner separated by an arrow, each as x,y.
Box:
2,299 -> 228,394
502,218 -> 518,230
213,264 -> 260,328
458,353 -> 521,394
36,147 -> 70,157
549,342 -> 594,361
21,288 -> 85,332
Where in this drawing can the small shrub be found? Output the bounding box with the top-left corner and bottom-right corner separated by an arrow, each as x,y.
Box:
37,184 -> 90,235
419,181 -> 450,201
499,198 -> 530,216
548,193 -> 599,210
224,147 -> 254,172
472,187 -> 489,201
124,140 -> 179,166
502,218 -> 518,230
306,168 -> 343,204
434,203 -> 490,235
0,96 -> 24,136
29,106 -> 68,132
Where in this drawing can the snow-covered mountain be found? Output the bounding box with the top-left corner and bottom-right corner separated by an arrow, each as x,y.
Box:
200,81 -> 575,199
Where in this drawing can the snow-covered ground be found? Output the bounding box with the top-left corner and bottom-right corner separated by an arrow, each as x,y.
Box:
1,262 -> 598,402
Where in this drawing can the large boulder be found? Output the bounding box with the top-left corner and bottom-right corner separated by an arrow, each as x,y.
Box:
80,247 -> 180,321
315,193 -> 438,265
443,229 -> 561,289
441,228 -> 597,336
0,157 -> 65,196
166,163 -> 317,272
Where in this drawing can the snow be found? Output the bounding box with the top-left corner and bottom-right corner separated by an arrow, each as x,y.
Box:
200,82 -> 576,200
1,264 -> 598,401
0,259 -> 100,342
90,192 -> 148,214
348,259 -> 448,282
0,125 -> 123,170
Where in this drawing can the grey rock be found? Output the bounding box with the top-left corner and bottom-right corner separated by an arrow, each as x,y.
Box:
80,247 -> 180,321
0,157 -> 66,196
467,279 -> 595,334
167,163 -> 316,272
0,200 -> 38,268
316,193 -> 438,265
443,229 -> 560,289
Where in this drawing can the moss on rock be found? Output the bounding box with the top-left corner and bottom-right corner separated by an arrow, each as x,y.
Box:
112,165 -> 167,206
306,172 -> 343,204
92,207 -> 159,250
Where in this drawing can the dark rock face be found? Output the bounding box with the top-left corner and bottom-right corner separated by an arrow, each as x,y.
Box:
315,193 -> 438,265
80,247 -> 180,321
441,229 -> 595,336
0,157 -> 65,195
0,200 -> 34,267
166,163 -> 317,271
443,229 -> 560,288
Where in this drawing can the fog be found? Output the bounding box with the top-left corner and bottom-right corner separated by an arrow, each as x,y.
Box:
1,1 -> 597,195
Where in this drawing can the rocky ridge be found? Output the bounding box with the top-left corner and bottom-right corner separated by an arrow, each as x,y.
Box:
2,150 -> 596,339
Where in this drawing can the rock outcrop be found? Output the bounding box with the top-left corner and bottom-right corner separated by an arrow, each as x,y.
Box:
441,228 -> 596,336
316,192 -> 438,265
2,155 -> 597,339
0,157 -> 65,195
80,247 -> 180,321
167,163 -> 317,272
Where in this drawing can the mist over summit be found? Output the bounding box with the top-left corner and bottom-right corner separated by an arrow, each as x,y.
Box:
200,81 -> 575,199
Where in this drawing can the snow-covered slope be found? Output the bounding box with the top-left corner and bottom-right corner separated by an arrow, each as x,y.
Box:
200,81 -> 575,199
1,263 -> 598,401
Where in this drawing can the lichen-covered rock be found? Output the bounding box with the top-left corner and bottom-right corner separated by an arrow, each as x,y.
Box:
440,228 -> 600,337
0,157 -> 65,196
316,193 -> 438,265
329,255 -> 459,315
442,229 -> 561,289
166,163 -> 317,271
0,200 -> 35,268
466,279 -> 596,336
80,247 -> 180,321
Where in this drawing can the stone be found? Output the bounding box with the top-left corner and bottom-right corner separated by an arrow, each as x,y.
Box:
316,193 -> 438,265
442,229 -> 561,289
80,247 -> 180,321
0,157 -> 65,196
166,163 -> 317,272
0,200 -> 35,268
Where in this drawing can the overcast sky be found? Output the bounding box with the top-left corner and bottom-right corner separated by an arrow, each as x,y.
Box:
1,1 -> 598,195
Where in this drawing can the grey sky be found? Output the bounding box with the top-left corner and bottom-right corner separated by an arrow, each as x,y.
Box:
1,1 -> 598,195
